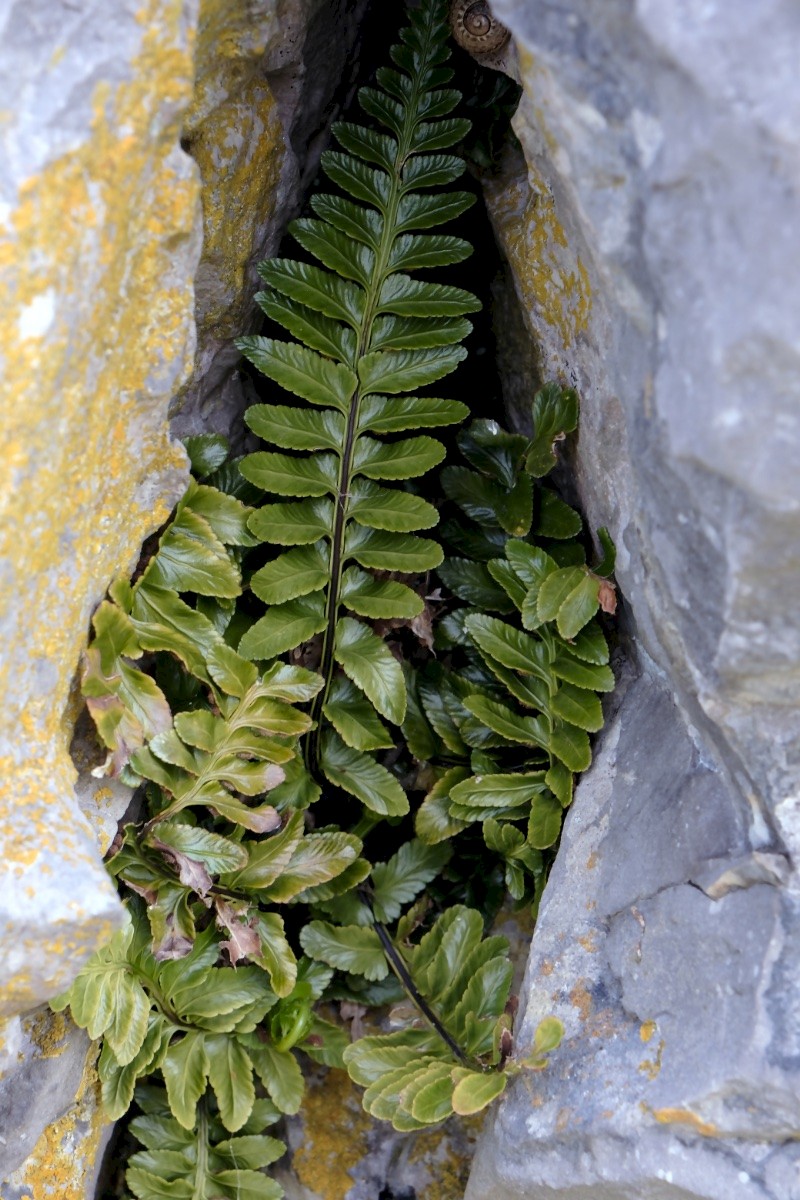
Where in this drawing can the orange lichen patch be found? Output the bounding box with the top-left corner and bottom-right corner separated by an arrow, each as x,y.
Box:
638,1039 -> 665,1081
177,0 -> 287,376
291,1069 -> 372,1199
650,1106 -> 719,1138
555,1106 -> 572,1133
640,1020 -> 657,1044
1,1048 -> 107,1199
577,933 -> 598,953
540,959 -> 555,977
0,0 -> 197,1012
586,851 -> 599,870
188,79 -> 283,337
569,980 -> 593,1023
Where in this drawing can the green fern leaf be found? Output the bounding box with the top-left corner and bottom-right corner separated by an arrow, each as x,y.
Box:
237,0 -> 476,801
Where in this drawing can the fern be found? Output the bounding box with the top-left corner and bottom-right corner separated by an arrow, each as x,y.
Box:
52,4 -> 620,1192
235,0 -> 477,816
415,384 -> 616,902
125,1086 -> 285,1200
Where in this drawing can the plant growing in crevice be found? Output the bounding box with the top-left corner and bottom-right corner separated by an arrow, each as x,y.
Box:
412,384 -> 617,905
233,0 -> 480,819
53,3 -> 617,1196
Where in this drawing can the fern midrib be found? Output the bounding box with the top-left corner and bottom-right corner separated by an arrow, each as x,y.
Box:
309,25 -> 437,767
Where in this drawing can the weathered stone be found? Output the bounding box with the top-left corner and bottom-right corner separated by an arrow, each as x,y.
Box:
0,1012 -> 110,1199
0,0 -> 200,1021
468,675 -> 800,1199
171,0 -> 370,443
468,0 -> 800,1194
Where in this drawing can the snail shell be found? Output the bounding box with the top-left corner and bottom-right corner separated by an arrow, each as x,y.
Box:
449,0 -> 511,55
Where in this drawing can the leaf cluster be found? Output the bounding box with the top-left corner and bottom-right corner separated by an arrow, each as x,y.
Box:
55,4 -> 617,1194
234,0 -> 480,820
414,384 -> 616,903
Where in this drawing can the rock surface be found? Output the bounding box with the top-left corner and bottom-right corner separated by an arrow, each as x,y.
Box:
469,0 -> 800,1196
171,0 -> 369,445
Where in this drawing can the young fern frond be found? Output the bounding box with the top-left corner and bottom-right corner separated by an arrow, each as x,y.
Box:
235,0 -> 478,813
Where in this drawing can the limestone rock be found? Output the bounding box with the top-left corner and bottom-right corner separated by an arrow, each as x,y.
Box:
171,0 -> 370,444
0,0 -> 200,1021
468,0 -> 800,1195
0,1012 -> 110,1199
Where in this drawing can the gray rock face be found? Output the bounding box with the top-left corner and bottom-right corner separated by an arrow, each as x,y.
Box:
468,0 -> 800,1196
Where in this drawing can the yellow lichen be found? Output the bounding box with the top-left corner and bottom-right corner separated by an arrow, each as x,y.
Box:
650,1106 -> 719,1138
0,1048 -> 107,1199
292,1069 -> 372,1199
638,1038 -> 665,1081
0,0 -> 197,1013
639,1019 -> 657,1044
409,1117 -> 483,1200
24,1009 -> 69,1060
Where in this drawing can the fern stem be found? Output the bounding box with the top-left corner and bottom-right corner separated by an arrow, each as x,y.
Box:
360,887 -> 474,1068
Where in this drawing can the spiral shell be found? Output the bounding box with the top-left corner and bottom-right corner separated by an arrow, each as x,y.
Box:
449,0 -> 511,55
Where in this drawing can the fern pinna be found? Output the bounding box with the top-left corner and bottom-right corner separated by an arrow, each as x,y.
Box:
235,0 -> 477,813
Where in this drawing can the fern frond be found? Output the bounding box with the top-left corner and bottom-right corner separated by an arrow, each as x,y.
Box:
416,386 -> 616,899
236,0 -> 477,808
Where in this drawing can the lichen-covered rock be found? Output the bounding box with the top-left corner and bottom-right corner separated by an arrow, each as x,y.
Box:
275,1066 -> 483,1200
172,0 -> 370,442
468,0 -> 800,1196
0,1013 -> 109,1200
0,0 -> 199,1022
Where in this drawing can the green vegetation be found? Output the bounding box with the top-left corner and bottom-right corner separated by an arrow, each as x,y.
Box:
54,2 -> 616,1195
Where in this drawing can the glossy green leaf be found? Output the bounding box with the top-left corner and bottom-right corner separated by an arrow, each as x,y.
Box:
250,544 -> 330,605
238,450 -> 337,498
527,792 -> 563,849
526,383 -> 579,477
247,498 -> 333,546
323,674 -> 394,750
353,434 -> 446,481
533,489 -> 583,540
237,592 -> 327,661
438,559 -> 514,611
183,433 -> 229,476
371,839 -> 452,923
245,403 -> 345,452
319,731 -> 409,817
358,346 -> 466,394
340,566 -> 423,620
449,771 -> 548,811
205,1034 -> 255,1132
334,617 -> 406,724
556,573 -> 602,640
451,1068 -> 507,1115
237,337 -> 356,412
257,258 -> 363,325
358,395 -> 468,434
551,682 -> 603,732
551,652 -> 615,693
300,921 -> 387,981
348,478 -> 437,532
345,525 -> 443,573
